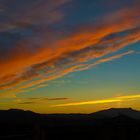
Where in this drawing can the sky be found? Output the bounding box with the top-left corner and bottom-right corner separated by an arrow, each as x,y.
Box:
0,0 -> 140,114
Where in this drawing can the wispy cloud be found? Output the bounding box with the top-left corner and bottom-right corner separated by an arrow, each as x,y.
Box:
51,99 -> 122,107
117,94 -> 140,100
1,49 -> 134,93
0,92 -> 16,99
27,97 -> 70,101
76,50 -> 134,71
44,97 -> 70,101
19,101 -> 34,104
0,0 -> 140,93
17,97 -> 70,104
51,93 -> 140,107
0,0 -> 70,32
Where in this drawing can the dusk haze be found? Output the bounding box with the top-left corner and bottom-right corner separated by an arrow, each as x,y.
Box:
0,0 -> 140,139
0,0 -> 140,114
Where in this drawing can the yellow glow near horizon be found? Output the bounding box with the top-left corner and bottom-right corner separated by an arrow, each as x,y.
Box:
51,99 -> 123,107
117,94 -> 140,99
51,94 -> 140,107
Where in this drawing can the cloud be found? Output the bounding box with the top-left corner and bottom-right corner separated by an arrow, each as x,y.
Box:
0,92 -> 16,99
117,94 -> 140,100
0,0 -> 70,31
52,99 -> 123,107
44,98 -> 70,101
19,101 -> 34,104
26,97 -> 70,101
51,93 -> 140,107
0,0 -> 140,92
2,49 -> 134,92
18,97 -> 70,104
75,50 -> 134,71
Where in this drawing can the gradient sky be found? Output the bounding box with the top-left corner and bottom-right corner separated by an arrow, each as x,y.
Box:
0,0 -> 140,113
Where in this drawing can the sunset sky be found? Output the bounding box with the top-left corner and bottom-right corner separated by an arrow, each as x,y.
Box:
0,0 -> 140,113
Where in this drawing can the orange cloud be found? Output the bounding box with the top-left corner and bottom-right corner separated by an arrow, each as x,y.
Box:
0,92 -> 16,99
76,50 -> 134,71
16,50 -> 134,91
0,1 -> 140,91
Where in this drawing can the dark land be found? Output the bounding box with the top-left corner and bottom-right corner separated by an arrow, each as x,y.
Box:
0,108 -> 140,140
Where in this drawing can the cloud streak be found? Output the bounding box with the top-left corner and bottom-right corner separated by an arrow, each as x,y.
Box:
51,93 -> 140,107
76,50 -> 135,71
0,92 -> 16,99
0,0 -> 140,92
17,97 -> 70,104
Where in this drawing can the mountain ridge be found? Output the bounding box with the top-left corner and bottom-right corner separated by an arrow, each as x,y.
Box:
0,107 -> 140,121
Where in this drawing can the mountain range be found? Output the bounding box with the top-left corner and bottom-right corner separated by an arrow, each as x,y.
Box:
0,108 -> 140,122
0,108 -> 140,140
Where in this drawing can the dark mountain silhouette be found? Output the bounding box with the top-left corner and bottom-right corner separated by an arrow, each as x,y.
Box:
90,108 -> 140,119
0,109 -> 43,123
0,108 -> 140,124
0,108 -> 140,140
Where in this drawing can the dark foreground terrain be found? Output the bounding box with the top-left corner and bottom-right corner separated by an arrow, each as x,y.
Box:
0,108 -> 140,140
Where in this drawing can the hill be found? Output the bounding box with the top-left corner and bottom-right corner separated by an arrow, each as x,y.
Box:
0,108 -> 140,140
